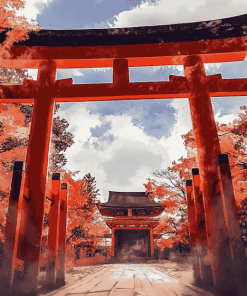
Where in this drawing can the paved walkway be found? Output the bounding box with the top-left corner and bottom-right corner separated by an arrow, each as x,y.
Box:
44,264 -> 213,296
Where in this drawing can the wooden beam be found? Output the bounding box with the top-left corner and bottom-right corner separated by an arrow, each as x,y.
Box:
1,14 -> 247,68
1,39 -> 247,67
1,75 -> 247,103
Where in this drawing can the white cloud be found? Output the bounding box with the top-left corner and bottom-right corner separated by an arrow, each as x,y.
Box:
69,70 -> 84,77
83,20 -> 110,29
159,98 -> 193,162
57,104 -> 101,144
168,66 -> 184,77
57,69 -> 84,79
56,104 -> 173,201
27,69 -> 38,80
204,63 -> 222,75
109,0 -> 247,28
214,109 -> 239,124
16,0 -> 53,22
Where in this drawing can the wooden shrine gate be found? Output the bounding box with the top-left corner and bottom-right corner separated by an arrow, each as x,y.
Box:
1,12 -> 247,296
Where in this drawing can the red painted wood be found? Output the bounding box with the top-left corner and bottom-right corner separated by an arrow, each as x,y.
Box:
46,174 -> 61,286
184,55 -> 235,295
18,60 -> 57,294
216,155 -> 244,261
185,179 -> 201,286
2,36 -> 247,68
185,180 -> 197,251
113,59 -> 129,86
191,169 -> 213,288
56,183 -> 68,286
0,162 -> 26,295
111,229 -> 115,257
217,154 -> 247,295
150,228 -> 154,257
2,74 -> 247,102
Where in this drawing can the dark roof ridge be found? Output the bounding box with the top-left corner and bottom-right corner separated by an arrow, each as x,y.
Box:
101,191 -> 162,208
1,13 -> 247,47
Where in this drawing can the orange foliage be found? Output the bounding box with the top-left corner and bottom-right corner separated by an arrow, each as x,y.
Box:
0,0 -> 39,59
53,170 -> 109,267
0,103 -> 30,241
145,105 -> 247,252
216,107 -> 247,211
0,0 -> 40,241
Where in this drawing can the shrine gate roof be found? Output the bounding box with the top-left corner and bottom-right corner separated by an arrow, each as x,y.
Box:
101,191 -> 162,208
2,13 -> 247,47
1,13 -> 247,70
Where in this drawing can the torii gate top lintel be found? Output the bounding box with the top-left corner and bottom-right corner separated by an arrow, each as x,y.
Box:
1,13 -> 247,69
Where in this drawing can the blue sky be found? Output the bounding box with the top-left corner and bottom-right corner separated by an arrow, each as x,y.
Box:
21,0 -> 247,201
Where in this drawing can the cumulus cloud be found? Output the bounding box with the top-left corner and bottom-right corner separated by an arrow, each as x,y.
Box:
59,95 -> 243,201
159,98 -> 193,162
158,96 -> 245,164
214,110 -> 239,124
56,104 -> 173,201
211,96 -> 247,122
16,0 -> 53,22
109,0 -> 247,28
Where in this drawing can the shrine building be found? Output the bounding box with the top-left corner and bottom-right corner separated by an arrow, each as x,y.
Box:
97,191 -> 163,261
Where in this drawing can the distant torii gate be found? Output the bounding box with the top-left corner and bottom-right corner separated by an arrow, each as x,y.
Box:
1,13 -> 247,296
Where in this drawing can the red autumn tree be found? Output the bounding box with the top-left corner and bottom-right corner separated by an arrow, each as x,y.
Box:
0,103 -> 29,241
0,0 -> 40,238
216,107 -> 247,245
0,102 -> 74,247
0,1 -> 39,55
48,171 -> 109,268
145,106 -> 247,252
144,154 -> 197,251
0,0 -> 40,86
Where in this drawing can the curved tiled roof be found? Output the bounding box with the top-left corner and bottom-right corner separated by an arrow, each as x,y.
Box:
101,191 -> 162,208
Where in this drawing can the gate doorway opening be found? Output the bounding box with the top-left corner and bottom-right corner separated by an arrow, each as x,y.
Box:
115,229 -> 151,260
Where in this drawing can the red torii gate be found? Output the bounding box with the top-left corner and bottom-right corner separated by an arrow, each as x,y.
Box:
1,13 -> 247,295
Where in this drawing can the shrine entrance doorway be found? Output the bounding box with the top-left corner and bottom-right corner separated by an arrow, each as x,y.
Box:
97,191 -> 163,260
115,229 -> 151,260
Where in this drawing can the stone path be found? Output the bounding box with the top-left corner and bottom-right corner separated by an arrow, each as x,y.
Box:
43,264 -> 214,296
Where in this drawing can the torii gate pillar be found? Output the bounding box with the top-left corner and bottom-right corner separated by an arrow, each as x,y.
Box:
19,60 -> 56,294
184,55 -> 235,295
191,168 -> 213,288
56,183 -> 68,286
185,180 -> 201,285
